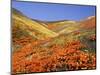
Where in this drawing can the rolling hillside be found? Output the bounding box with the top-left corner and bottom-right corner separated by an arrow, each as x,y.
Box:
12,8 -> 96,74
12,8 -> 58,40
80,16 -> 96,29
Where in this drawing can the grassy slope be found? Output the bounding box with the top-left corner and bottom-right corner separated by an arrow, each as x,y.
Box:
43,17 -> 96,52
47,20 -> 77,31
12,9 -> 58,40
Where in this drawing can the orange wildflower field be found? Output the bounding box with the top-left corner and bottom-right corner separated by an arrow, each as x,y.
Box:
12,1 -> 96,74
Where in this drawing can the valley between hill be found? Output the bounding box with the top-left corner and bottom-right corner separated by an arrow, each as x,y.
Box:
12,8 -> 96,74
